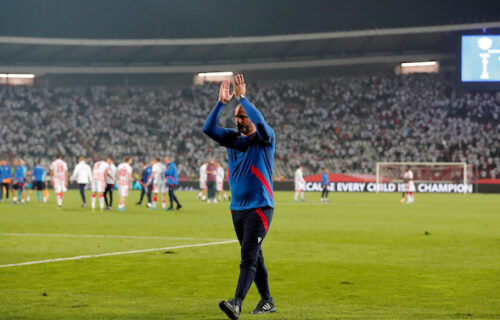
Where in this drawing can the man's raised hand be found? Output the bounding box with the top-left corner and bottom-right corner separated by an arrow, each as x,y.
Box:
218,80 -> 234,103
232,74 -> 246,97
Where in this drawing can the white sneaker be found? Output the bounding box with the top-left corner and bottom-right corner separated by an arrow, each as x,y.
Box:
213,199 -> 218,204
207,199 -> 212,203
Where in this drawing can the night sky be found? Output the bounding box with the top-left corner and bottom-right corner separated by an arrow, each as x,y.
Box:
0,0 -> 498,39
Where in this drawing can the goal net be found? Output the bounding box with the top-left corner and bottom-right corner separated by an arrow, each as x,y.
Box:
375,162 -> 473,194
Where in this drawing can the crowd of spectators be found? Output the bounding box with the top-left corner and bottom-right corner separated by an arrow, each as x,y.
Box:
0,72 -> 498,180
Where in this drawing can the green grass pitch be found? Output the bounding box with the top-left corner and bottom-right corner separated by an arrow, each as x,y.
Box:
0,191 -> 499,319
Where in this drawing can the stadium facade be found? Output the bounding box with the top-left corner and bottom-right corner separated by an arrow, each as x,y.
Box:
1,20 -> 499,192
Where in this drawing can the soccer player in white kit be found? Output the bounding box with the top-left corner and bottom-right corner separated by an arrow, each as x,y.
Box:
146,157 -> 167,210
197,162 -> 208,200
402,167 -> 416,203
50,155 -> 68,208
294,166 -> 306,202
116,157 -> 133,212
91,159 -> 109,211
216,161 -> 229,201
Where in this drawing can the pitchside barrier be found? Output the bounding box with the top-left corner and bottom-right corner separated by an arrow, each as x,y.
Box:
302,181 -> 474,193
174,181 -> 498,193
58,180 -> 500,194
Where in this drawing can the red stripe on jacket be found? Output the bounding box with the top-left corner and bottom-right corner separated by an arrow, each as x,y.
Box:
250,165 -> 273,200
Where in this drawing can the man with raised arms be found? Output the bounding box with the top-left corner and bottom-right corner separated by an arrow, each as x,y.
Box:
203,74 -> 277,319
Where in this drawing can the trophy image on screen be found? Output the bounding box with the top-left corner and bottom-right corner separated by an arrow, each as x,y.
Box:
478,37 -> 492,79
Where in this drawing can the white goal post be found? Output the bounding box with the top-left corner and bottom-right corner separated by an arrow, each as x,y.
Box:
376,162 -> 472,194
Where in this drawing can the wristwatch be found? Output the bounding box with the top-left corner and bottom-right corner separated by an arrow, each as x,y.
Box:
237,94 -> 246,101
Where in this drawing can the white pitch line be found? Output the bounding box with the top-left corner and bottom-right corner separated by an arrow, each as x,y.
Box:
0,239 -> 238,268
0,232 -> 230,241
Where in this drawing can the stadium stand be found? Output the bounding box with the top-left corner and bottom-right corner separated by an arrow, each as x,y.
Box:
0,72 -> 498,180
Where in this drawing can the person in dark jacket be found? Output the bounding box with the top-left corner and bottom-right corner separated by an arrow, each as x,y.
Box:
136,160 -> 153,208
164,157 -> 181,211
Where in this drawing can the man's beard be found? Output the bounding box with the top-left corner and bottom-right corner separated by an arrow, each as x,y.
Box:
237,124 -> 249,134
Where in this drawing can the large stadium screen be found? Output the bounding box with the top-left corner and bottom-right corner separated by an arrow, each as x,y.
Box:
461,35 -> 500,82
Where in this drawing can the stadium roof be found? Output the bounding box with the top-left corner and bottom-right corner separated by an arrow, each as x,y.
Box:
1,0 -> 499,39
0,21 -> 499,75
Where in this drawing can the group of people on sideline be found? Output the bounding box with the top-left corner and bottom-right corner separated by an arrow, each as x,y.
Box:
0,156 -> 182,212
197,160 -> 229,203
294,166 -> 331,203
2,156 -> 335,209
